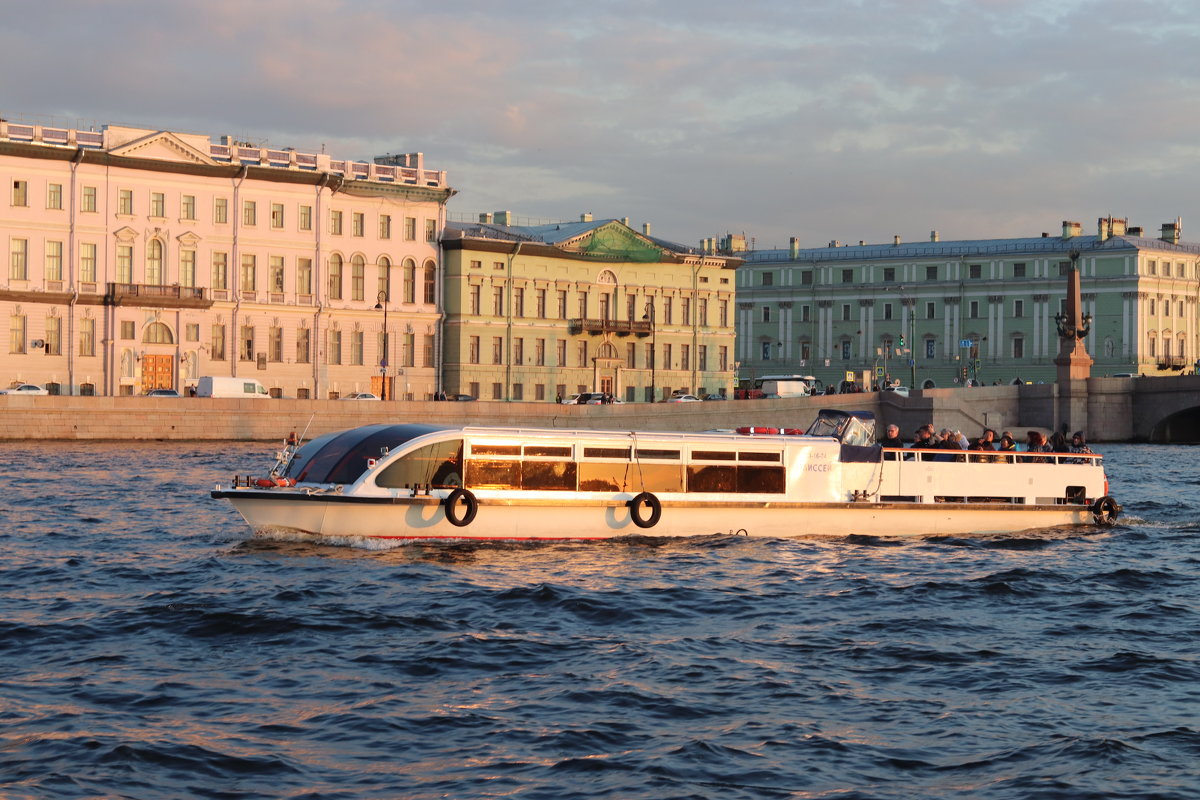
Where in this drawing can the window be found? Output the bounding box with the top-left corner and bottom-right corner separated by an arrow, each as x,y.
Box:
661,296 -> 670,323
10,313 -> 26,353
762,306 -> 771,323
1013,299 -> 1024,318
404,259 -> 417,304
296,328 -> 310,363
514,287 -> 525,318
698,298 -> 708,326
469,284 -> 481,315
536,338 -> 546,366
78,318 -> 95,357
351,330 -> 364,365
211,324 -> 226,361
1012,336 -> 1025,359
492,382 -> 502,400
47,183 -> 62,210
351,255 -> 365,301
116,245 -> 132,284
719,345 -> 728,371
150,192 -> 165,217
883,267 -> 895,282
800,304 -> 810,322
841,340 -> 851,359
12,180 -> 28,206
682,298 -> 691,325
926,301 -> 936,319
511,383 -> 523,401
719,299 -> 729,327
968,264 -> 981,279
493,287 -> 504,316
327,329 -> 342,364
269,326 -> 283,362
492,336 -> 503,364
212,252 -> 228,290
761,271 -> 774,286
45,241 -> 63,281
45,316 -> 62,355
240,254 -> 256,292
241,200 -> 257,226
79,243 -> 97,283
558,290 -> 568,319
81,186 -> 97,213
513,337 -> 524,365
186,324 -> 199,342
883,303 -> 893,320
239,325 -> 255,361
425,219 -> 437,242
180,250 -> 196,287
1148,260 -> 1157,275
801,270 -> 813,285
470,259 -> 482,270
270,256 -> 285,293
352,212 -> 364,237
423,262 -> 436,304
842,304 -> 851,321
558,340 -> 567,367
146,240 -> 164,285
761,341 -> 771,361
328,254 -> 343,300
118,189 -> 133,215
969,300 -> 979,318
120,321 -> 135,339
378,257 -> 391,300
1013,262 -> 1026,278
841,268 -> 853,283
299,205 -> 312,230
404,217 -> 417,240
329,209 -> 343,235
297,258 -> 312,295
10,238 -> 29,280
536,288 -> 547,318
578,340 -> 589,367
698,344 -> 707,370
214,197 -> 228,224
379,215 -> 392,239
181,195 -> 196,220
925,265 -> 937,280
469,335 -> 480,364
271,203 -> 284,228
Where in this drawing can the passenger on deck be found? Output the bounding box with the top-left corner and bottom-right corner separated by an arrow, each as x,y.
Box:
1048,431 -> 1069,452
910,425 -> 933,449
996,433 -> 1017,463
1025,431 -> 1051,462
879,424 -> 905,448
1068,431 -> 1095,463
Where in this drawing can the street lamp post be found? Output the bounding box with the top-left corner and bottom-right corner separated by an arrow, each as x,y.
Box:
374,290 -> 389,400
643,300 -> 656,402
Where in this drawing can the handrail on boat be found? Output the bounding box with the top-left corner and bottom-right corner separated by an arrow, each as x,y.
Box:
882,447 -> 1101,465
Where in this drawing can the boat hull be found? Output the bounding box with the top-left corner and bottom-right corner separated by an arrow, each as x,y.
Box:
216,490 -> 1097,541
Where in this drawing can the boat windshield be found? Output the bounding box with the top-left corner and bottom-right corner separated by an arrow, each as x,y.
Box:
287,424 -> 451,484
804,410 -> 876,445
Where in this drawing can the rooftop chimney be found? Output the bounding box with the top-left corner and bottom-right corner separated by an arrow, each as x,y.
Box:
1160,219 -> 1181,244
621,217 -> 629,227
1062,220 -> 1082,239
930,230 -> 939,242
581,212 -> 593,222
642,222 -> 651,236
789,237 -> 800,260
828,239 -> 841,248
493,210 -> 512,226
479,212 -> 493,224
893,235 -> 901,246
1128,226 -> 1143,237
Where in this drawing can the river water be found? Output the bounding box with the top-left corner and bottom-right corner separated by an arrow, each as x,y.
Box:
0,441 -> 1196,799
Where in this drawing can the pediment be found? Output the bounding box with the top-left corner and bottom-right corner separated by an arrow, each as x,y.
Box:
110,131 -> 217,166
113,226 -> 139,242
177,231 -> 201,248
565,221 -> 664,262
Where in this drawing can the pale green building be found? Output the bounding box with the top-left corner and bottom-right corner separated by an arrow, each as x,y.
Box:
441,215 -> 741,401
733,218 -> 1199,390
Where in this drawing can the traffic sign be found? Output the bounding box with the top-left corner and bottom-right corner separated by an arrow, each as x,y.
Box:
959,339 -> 973,348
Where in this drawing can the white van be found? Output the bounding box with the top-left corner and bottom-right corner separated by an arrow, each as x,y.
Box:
196,376 -> 270,399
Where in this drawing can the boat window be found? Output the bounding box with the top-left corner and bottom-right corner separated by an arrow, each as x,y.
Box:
375,438 -> 464,489
635,449 -> 680,460
523,461 -> 578,491
293,424 -> 450,484
468,458 -> 521,490
691,450 -> 736,461
631,463 -> 684,492
737,466 -> 786,493
579,462 -> 631,491
472,443 -> 521,457
687,465 -> 736,492
738,452 -> 781,463
583,446 -> 632,459
525,445 -> 572,458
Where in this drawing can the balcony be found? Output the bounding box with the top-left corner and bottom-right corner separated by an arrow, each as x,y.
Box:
568,318 -> 653,336
105,283 -> 213,309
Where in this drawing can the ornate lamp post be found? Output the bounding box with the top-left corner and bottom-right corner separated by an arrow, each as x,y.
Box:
374,290 -> 389,400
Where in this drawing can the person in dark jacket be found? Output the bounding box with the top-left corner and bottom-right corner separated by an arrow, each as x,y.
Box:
879,424 -> 904,448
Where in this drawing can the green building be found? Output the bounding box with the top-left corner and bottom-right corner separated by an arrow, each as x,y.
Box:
733,217 -> 1199,390
441,215 -> 741,401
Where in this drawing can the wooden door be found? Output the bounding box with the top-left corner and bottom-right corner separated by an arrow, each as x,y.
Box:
143,354 -> 174,391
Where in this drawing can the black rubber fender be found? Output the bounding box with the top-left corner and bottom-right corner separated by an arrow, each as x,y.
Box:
1091,495 -> 1121,526
627,491 -> 662,529
444,487 -> 478,527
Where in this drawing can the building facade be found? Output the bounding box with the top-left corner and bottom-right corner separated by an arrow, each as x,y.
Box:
442,215 -> 742,401
733,218 -> 1200,390
0,121 -> 452,397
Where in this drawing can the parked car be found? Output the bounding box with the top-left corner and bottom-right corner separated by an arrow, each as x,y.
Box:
882,386 -> 910,397
144,388 -> 181,397
448,394 -> 477,401
560,394 -> 581,405
341,392 -> 381,401
0,383 -> 48,395
703,394 -> 727,401
664,394 -> 700,403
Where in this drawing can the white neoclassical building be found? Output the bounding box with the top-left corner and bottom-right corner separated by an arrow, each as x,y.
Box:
0,120 -> 454,398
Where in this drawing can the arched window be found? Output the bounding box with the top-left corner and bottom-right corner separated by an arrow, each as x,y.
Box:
146,239 -> 164,285
423,260 -> 436,304
351,255 -> 366,301
143,321 -> 174,344
328,254 -> 343,300
403,258 -> 416,304
922,379 -> 937,389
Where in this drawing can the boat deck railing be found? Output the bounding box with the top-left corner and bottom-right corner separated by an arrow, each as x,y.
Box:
883,448 -> 1101,465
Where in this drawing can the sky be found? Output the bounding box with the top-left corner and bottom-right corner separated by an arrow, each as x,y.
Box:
3,0 -> 1199,250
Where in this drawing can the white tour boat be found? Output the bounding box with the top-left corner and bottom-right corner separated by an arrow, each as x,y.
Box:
212,410 -> 1120,541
